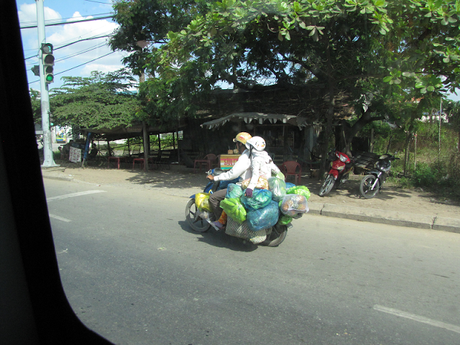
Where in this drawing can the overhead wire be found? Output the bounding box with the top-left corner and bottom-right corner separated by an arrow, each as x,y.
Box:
24,32 -> 114,61
20,13 -> 114,29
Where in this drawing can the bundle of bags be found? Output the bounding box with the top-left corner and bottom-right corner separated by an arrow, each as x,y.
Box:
218,176 -> 310,232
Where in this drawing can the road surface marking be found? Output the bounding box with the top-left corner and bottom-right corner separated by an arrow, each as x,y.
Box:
49,214 -> 71,222
374,305 -> 460,334
47,190 -> 106,202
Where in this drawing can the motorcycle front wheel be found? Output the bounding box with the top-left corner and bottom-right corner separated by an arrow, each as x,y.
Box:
319,174 -> 335,197
359,175 -> 380,199
260,225 -> 288,247
185,199 -> 211,232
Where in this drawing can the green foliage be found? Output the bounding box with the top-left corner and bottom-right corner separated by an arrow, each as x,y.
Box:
110,0 -> 460,149
29,89 -> 42,124
50,69 -> 141,130
412,162 -> 439,186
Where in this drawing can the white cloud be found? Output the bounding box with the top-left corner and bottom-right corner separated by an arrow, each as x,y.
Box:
18,3 -> 62,24
81,62 -> 125,76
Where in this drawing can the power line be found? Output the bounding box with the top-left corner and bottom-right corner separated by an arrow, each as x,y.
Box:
83,0 -> 112,4
20,14 -> 114,29
56,51 -> 115,75
19,12 -> 114,27
24,34 -> 113,61
55,42 -> 109,63
57,34 -> 113,50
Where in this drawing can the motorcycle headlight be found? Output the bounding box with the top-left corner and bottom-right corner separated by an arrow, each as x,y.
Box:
377,161 -> 391,172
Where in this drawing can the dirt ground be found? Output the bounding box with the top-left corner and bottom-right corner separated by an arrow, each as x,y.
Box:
47,159 -> 460,220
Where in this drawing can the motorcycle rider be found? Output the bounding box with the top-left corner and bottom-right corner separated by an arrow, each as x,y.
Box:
207,132 -> 252,230
244,136 -> 282,197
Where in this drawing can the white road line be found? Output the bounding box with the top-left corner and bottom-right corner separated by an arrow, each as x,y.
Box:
49,214 -> 71,223
374,305 -> 460,334
47,190 -> 106,202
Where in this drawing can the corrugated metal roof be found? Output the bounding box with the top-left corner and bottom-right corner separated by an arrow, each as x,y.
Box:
201,112 -> 308,130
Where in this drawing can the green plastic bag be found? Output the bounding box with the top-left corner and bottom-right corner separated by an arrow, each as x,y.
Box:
277,214 -> 293,225
220,198 -> 247,223
226,183 -> 244,199
287,186 -> 311,200
240,189 -> 273,211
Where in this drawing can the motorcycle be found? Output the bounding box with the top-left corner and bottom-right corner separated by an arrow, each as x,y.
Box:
185,169 -> 289,247
319,150 -> 354,197
359,154 -> 399,199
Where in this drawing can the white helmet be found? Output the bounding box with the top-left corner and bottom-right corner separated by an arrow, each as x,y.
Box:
247,136 -> 266,152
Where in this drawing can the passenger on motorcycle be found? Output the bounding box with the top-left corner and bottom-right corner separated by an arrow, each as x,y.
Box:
244,136 -> 282,197
207,132 -> 252,230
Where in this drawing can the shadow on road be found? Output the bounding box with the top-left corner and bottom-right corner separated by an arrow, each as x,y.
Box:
178,220 -> 258,252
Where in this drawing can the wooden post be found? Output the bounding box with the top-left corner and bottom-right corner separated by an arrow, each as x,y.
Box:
143,122 -> 149,172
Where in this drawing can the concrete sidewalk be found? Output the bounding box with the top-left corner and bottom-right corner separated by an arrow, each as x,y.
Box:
307,202 -> 460,234
41,165 -> 460,234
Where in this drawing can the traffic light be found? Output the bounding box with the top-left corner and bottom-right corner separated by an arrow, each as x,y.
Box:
41,43 -> 54,83
31,65 -> 40,76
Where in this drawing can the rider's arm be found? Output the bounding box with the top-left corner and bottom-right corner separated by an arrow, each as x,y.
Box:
214,152 -> 250,182
269,161 -> 282,177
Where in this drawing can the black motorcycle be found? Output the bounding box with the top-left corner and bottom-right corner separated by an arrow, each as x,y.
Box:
359,154 -> 399,199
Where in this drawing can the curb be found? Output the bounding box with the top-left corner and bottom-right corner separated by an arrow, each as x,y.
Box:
308,202 -> 460,234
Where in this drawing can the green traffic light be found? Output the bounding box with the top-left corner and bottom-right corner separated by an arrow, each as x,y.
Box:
46,75 -> 53,82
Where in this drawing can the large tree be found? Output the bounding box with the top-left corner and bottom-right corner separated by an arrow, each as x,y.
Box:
50,69 -> 140,132
111,0 -> 460,158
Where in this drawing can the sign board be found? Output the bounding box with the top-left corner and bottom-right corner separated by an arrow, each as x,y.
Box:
69,146 -> 81,163
220,154 -> 240,170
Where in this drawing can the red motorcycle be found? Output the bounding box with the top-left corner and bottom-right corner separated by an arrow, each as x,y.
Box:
319,150 -> 354,197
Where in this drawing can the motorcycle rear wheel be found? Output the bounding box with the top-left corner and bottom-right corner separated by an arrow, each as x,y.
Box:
260,225 -> 288,247
319,174 -> 335,197
359,175 -> 380,199
185,198 -> 211,232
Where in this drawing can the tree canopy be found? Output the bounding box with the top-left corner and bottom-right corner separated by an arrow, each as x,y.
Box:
110,0 -> 460,151
50,69 -> 141,131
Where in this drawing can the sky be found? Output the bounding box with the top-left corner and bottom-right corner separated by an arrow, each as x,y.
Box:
17,0 -> 127,91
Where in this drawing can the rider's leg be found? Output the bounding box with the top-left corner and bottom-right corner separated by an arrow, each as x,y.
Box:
209,188 -> 226,220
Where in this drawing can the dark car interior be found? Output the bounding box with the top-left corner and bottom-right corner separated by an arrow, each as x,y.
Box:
0,1 -> 112,344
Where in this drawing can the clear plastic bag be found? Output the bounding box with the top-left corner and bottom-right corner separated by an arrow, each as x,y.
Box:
268,177 -> 287,201
195,193 -> 211,212
240,188 -> 273,211
247,200 -> 280,231
279,194 -> 309,217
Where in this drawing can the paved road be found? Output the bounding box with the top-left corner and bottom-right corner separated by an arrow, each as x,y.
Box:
44,179 -> 460,345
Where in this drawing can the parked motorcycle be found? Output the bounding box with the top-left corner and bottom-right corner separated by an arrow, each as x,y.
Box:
319,150 -> 354,197
359,154 -> 399,199
185,169 -> 290,247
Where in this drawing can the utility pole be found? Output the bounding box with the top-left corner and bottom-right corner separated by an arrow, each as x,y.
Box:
36,0 -> 58,167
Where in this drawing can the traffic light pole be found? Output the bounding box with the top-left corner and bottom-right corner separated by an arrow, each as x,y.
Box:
36,0 -> 57,167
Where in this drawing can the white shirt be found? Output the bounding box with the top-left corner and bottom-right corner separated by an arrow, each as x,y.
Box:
247,151 -> 281,190
214,150 -> 252,182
